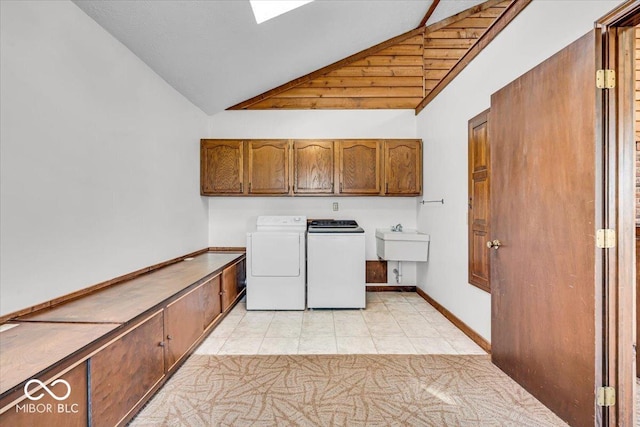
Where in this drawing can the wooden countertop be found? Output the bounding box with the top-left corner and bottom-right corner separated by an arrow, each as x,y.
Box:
17,253 -> 243,324
0,322 -> 119,395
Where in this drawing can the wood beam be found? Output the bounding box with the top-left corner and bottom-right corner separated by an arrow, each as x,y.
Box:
415,0 -> 532,115
417,0 -> 440,29
227,26 -> 425,110
423,0 -> 505,34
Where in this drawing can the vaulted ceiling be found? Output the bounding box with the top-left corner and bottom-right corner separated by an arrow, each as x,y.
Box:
73,0 -> 488,115
230,0 -> 526,112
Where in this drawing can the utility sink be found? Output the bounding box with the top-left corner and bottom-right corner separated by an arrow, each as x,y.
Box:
375,229 -> 430,262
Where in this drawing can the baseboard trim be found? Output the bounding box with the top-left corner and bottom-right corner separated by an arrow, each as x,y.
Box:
415,287 -> 491,353
366,285 -> 417,292
209,246 -> 246,252
0,248 -> 212,324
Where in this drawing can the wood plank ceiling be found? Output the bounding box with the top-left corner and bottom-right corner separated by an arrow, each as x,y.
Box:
229,0 -> 531,113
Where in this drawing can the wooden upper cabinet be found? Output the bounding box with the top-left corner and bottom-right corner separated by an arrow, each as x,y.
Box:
384,140 -> 422,195
201,139 -> 244,195
293,140 -> 334,194
338,140 -> 380,194
248,140 -> 290,194
200,139 -> 423,197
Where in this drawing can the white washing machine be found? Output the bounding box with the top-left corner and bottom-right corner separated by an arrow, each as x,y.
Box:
307,219 -> 366,309
246,215 -> 307,310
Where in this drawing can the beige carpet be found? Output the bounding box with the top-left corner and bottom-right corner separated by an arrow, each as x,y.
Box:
130,354 -> 567,426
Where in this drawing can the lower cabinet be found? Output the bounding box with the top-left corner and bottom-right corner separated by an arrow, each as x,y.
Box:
164,286 -> 207,372
0,361 -> 88,427
0,257 -> 246,427
222,262 -> 240,312
91,310 -> 165,427
202,274 -> 222,329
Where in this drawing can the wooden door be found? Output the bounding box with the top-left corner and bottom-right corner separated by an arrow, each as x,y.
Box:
489,33 -> 600,427
384,139 -> 421,195
221,262 -> 238,312
200,140 -> 244,195
202,274 -> 222,328
248,140 -> 289,194
339,140 -> 380,194
164,286 -> 204,372
293,140 -> 334,194
468,110 -> 490,292
91,311 -> 165,427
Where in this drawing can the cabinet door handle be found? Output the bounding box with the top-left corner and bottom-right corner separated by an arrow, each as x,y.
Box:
167,335 -> 173,340
249,182 -> 252,192
385,183 -> 389,194
159,341 -> 165,347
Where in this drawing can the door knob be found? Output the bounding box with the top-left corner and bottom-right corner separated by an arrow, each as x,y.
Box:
486,239 -> 502,250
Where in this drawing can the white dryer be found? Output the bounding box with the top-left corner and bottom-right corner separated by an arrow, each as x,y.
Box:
246,215 -> 307,310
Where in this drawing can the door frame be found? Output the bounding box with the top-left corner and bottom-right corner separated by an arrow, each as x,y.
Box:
597,2 -> 640,425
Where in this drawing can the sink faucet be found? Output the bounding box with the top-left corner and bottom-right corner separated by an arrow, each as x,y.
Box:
391,223 -> 403,232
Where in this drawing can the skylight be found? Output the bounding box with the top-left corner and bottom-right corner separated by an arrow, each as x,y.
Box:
250,0 -> 314,24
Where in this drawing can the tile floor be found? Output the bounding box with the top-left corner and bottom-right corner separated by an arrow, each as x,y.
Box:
195,292 -> 486,355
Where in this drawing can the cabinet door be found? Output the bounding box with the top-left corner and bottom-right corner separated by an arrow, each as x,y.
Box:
235,257 -> 246,295
201,140 -> 244,195
221,263 -> 238,312
338,140 -> 380,194
202,274 -> 222,328
164,286 -> 205,372
384,140 -> 422,195
293,140 -> 334,194
248,140 -> 289,194
1,361 -> 88,427
91,311 -> 165,427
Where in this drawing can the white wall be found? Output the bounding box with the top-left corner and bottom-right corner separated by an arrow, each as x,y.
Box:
0,1 -> 209,315
415,0 -> 619,341
208,110 -> 420,284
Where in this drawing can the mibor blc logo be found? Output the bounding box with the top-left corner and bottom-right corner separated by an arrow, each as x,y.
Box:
16,378 -> 79,415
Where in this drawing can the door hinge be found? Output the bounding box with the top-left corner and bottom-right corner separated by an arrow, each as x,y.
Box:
597,386 -> 616,407
596,229 -> 616,248
596,69 -> 615,89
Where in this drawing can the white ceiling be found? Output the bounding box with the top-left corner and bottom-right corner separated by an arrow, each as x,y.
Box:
73,0 -> 485,115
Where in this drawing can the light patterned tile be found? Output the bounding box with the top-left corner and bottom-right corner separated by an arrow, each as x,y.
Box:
447,336 -> 487,355
364,302 -> 388,312
303,309 -> 334,323
301,321 -> 335,337
334,317 -> 370,337
410,337 -> 458,354
242,311 -> 275,323
209,318 -> 242,338
372,336 -> 416,354
367,321 -> 404,337
218,335 -> 262,355
366,292 -> 382,302
258,337 -> 300,355
336,336 -> 377,354
384,302 -> 418,313
377,292 -> 408,303
393,314 -> 441,338
266,321 -> 302,338
273,311 -> 304,321
298,335 -> 337,354
194,336 -> 226,355
233,321 -> 270,337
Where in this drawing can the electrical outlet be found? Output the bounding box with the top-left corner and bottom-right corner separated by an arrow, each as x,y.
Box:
332,202 -> 339,211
